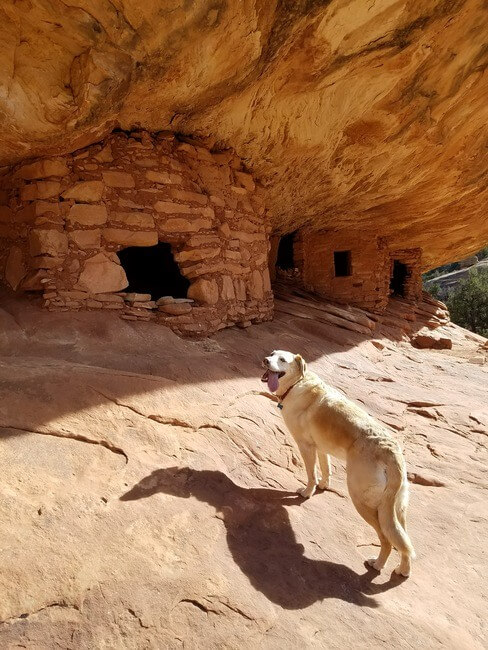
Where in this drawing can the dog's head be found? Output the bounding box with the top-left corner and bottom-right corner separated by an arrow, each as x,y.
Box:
261,350 -> 307,393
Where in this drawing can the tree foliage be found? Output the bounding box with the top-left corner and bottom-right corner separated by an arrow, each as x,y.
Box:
446,269 -> 488,337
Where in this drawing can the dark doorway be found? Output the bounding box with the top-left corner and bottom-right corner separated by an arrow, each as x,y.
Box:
333,250 -> 352,277
276,231 -> 296,270
117,242 -> 190,300
390,260 -> 408,297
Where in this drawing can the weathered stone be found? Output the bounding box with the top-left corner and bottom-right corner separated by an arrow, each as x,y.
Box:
62,181 -> 104,202
34,212 -> 64,227
146,170 -> 181,184
102,171 -> 135,188
21,181 -> 61,201
234,171 -> 255,192
123,293 -> 152,302
119,198 -> 145,209
158,217 -> 212,232
156,296 -> 176,305
68,204 -> 108,226
169,189 -> 207,205
221,275 -> 235,301
111,211 -> 154,229
188,278 -> 219,305
15,159 -> 69,180
133,301 -> 156,309
76,253 -> 128,294
219,223 -> 231,238
18,201 -> 61,223
29,230 -> 68,257
58,290 -> 89,300
5,246 -> 26,290
96,293 -> 125,303
230,230 -> 263,243
134,158 -> 157,167
159,302 -> 192,315
94,144 -> 113,163
154,201 -> 192,214
231,185 -> 247,195
210,195 -> 226,207
69,229 -> 101,249
411,330 -> 453,350
234,278 -> 247,301
176,248 -> 220,263
103,229 -> 158,247
187,234 -> 220,247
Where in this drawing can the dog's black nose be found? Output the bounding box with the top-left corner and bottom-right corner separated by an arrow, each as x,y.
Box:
263,357 -> 270,366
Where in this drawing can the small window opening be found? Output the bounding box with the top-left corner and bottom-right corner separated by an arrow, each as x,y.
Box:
390,260 -> 408,297
276,231 -> 297,270
334,250 -> 352,277
117,242 -> 189,300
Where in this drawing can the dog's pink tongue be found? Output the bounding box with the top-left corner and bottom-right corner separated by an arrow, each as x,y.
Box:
267,371 -> 280,393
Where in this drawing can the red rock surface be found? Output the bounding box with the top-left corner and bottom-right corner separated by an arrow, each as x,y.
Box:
0,289 -> 486,648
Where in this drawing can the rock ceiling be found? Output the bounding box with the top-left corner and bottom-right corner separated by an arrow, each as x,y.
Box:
1,0 -> 488,268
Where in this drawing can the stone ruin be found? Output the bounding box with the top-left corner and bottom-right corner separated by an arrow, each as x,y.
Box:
0,131 -> 273,336
270,230 -> 423,312
0,129 -> 425,335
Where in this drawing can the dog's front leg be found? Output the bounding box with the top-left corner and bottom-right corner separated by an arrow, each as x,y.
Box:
296,440 -> 319,498
318,453 -> 332,489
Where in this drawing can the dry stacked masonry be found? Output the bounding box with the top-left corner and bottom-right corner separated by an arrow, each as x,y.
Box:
0,131 -> 272,336
0,129 -> 423,335
270,231 -> 422,312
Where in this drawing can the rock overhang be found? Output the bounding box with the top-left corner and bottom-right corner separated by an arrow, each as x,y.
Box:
0,0 -> 487,270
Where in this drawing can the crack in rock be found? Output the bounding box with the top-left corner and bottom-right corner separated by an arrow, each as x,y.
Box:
1,602 -> 79,626
0,425 -> 128,463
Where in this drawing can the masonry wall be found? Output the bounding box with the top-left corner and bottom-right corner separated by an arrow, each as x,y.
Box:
389,248 -> 423,301
0,131 -> 272,336
301,231 -> 391,312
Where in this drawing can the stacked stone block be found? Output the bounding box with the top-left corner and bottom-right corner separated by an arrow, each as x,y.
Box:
0,131 -> 273,336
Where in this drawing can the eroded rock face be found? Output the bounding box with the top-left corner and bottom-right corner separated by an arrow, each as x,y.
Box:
0,1 -> 487,269
0,290 -> 486,648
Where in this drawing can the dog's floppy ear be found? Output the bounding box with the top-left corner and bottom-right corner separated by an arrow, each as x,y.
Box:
295,354 -> 307,376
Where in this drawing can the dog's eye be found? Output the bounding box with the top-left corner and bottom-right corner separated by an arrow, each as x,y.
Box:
279,357 -> 285,363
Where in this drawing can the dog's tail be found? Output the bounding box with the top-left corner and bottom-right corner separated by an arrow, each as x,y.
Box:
378,455 -> 415,558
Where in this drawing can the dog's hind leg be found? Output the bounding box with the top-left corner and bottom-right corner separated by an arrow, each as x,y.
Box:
318,453 -> 332,489
296,440 -> 319,498
350,494 -> 392,571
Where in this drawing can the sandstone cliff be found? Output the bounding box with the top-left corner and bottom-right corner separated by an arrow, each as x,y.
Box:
1,0 -> 488,269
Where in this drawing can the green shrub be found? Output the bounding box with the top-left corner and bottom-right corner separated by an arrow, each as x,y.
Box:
446,269 -> 488,337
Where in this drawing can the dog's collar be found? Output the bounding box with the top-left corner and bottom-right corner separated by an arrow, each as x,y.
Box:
276,379 -> 301,410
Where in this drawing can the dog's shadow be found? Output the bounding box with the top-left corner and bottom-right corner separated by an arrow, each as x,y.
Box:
121,467 -> 402,610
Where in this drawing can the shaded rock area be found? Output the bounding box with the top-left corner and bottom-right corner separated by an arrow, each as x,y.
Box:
0,289 -> 486,648
1,1 -> 488,268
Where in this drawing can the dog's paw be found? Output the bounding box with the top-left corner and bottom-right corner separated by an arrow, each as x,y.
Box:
297,485 -> 316,499
394,564 -> 410,578
367,557 -> 383,571
318,477 -> 331,490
